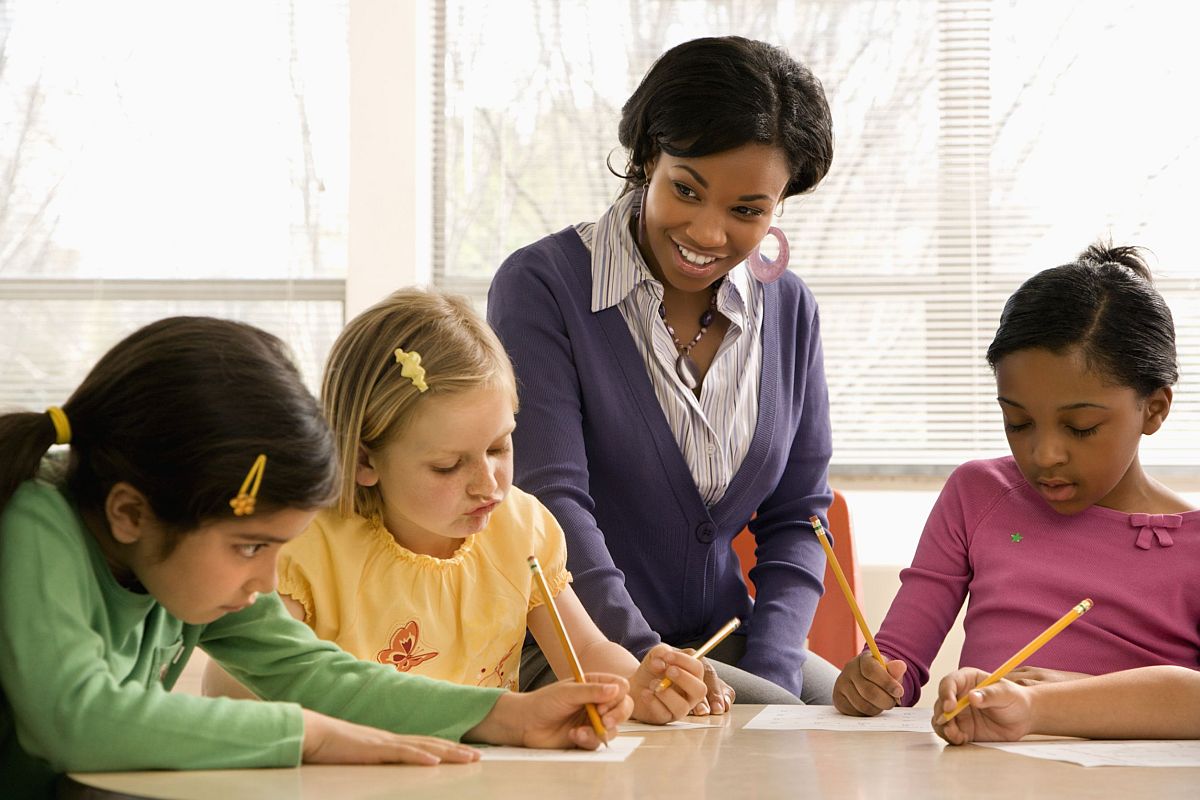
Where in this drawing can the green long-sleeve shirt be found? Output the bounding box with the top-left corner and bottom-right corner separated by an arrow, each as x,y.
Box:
0,478 -> 505,798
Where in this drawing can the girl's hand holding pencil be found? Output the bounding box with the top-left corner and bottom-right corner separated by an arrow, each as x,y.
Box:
832,651 -> 908,716
525,556 -> 632,746
933,598 -> 1092,744
464,674 -> 633,750
629,643 -> 707,724
932,597 -> 1091,736
808,516 -> 908,717
931,667 -> 1034,745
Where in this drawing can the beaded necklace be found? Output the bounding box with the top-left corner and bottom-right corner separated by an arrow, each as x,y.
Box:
634,190 -> 723,390
659,281 -> 720,390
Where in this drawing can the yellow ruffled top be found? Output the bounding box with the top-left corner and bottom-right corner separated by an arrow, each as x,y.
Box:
278,486 -> 571,690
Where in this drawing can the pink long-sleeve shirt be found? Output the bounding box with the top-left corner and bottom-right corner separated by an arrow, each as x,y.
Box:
875,457 -> 1200,705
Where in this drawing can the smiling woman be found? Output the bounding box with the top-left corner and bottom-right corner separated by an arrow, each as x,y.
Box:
637,144 -> 792,389
487,36 -> 839,709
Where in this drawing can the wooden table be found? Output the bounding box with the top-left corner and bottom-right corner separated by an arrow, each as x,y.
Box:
66,705 -> 1198,799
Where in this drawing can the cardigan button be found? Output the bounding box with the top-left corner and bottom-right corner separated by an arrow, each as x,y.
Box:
695,522 -> 716,543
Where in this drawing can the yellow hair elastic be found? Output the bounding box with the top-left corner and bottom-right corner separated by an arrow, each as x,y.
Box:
394,348 -> 429,392
230,454 -> 268,517
45,406 -> 72,445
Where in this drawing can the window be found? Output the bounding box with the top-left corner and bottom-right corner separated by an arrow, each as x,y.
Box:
434,0 -> 1200,475
0,0 -> 348,408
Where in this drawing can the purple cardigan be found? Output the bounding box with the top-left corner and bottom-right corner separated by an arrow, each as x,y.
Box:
488,228 -> 832,695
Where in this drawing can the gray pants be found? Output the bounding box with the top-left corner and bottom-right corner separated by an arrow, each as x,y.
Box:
518,634 -> 837,706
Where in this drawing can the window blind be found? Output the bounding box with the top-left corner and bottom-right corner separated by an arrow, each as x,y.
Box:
433,0 -> 1200,474
0,0 -> 349,406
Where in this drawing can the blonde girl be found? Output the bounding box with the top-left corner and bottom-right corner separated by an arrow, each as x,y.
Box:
207,289 -> 704,723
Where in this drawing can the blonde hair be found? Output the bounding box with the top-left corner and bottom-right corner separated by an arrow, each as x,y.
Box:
322,287 -> 518,519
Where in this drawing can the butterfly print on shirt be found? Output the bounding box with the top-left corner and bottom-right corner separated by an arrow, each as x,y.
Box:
376,620 -> 439,672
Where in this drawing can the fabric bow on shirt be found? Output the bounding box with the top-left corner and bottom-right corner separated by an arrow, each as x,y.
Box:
1129,513 -> 1181,550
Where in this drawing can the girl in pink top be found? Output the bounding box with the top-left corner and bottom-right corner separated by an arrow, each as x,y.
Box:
835,243 -> 1200,716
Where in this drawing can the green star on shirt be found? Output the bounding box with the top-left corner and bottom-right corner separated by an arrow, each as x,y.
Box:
1011,532 -> 1023,543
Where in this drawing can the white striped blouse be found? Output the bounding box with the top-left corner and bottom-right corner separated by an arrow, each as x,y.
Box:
575,191 -> 763,507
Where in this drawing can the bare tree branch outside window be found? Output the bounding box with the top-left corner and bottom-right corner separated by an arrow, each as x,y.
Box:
434,0 -> 1200,474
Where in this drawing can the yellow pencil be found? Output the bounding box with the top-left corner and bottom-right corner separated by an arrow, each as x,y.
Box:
809,516 -> 886,667
656,617 -> 741,691
939,598 -> 1094,724
527,555 -> 609,745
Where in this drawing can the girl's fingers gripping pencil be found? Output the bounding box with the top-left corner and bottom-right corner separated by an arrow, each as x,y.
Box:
656,617 -> 740,691
939,598 -> 1093,724
809,516 -> 886,667
527,556 -> 609,746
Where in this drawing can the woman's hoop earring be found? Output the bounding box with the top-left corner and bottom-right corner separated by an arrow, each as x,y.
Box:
748,226 -> 790,283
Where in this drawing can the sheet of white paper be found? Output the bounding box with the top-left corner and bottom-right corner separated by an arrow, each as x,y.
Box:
974,740 -> 1200,768
617,719 -> 717,733
477,736 -> 643,762
743,705 -> 934,733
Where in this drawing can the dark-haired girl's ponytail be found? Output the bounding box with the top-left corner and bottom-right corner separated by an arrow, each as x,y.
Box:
1077,242 -> 1154,283
0,410 -> 64,513
987,240 -> 1175,396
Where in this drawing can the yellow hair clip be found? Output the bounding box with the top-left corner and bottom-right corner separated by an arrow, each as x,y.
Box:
394,348 -> 429,392
230,454 -> 267,517
45,406 -> 72,445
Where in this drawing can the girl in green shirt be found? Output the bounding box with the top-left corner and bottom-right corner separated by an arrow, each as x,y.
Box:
0,316 -> 632,799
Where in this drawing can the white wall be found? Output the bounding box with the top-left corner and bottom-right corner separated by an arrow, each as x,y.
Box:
346,0 -> 434,318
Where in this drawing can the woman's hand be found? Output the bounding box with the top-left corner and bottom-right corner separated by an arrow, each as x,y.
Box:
690,657 -> 735,716
466,673 -> 633,749
932,668 -> 1034,745
301,709 -> 480,765
628,644 -> 707,723
832,652 -> 906,716
1005,666 -> 1090,686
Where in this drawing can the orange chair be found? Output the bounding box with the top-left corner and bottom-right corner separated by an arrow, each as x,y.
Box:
730,489 -> 865,666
